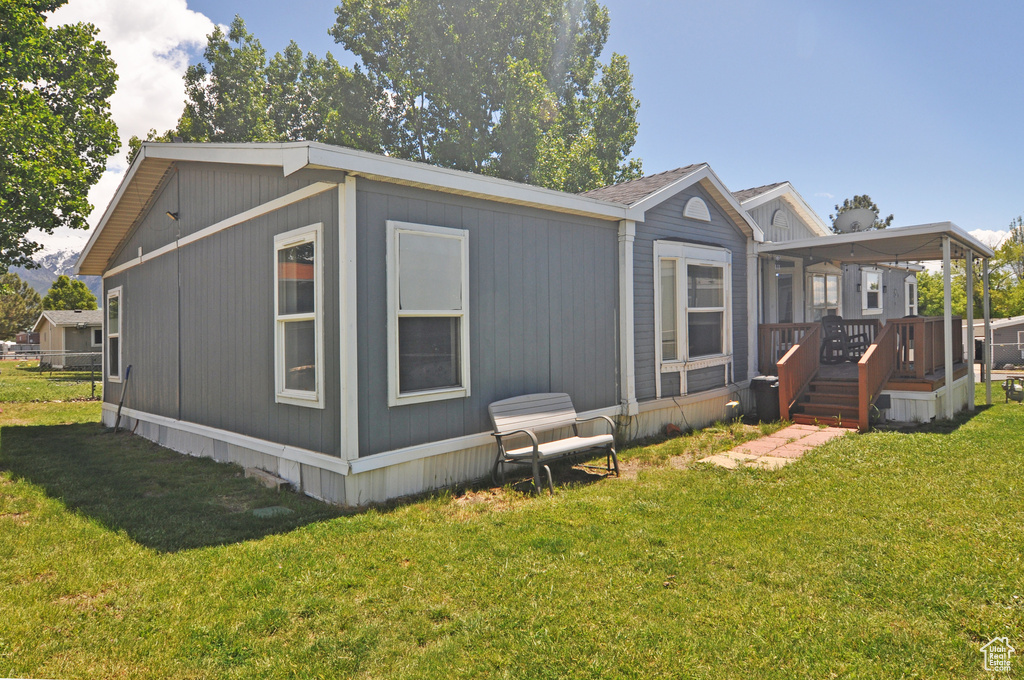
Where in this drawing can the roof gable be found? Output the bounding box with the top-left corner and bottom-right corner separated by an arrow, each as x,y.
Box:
33,309 -> 103,332
734,181 -> 831,237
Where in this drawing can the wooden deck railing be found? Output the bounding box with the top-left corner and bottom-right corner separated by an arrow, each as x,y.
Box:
778,324 -> 821,421
890,316 -> 964,379
758,323 -> 817,375
858,323 -> 897,431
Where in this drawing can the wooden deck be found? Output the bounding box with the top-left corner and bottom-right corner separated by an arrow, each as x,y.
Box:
763,317 -> 967,431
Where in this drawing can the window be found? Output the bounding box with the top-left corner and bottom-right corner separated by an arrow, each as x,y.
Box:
106,287 -> 122,381
274,224 -> 324,408
92,328 -> 102,347
387,221 -> 470,406
810,273 -> 840,320
656,242 -> 732,368
905,275 -> 918,316
862,268 -> 883,314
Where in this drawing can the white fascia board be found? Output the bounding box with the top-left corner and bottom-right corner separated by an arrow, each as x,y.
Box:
758,222 -> 995,259
303,143 -> 629,221
31,312 -> 48,333
625,165 -> 765,241
74,146 -> 150,275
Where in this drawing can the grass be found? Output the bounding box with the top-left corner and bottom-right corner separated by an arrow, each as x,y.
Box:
1,374 -> 1022,678
0,359 -> 102,403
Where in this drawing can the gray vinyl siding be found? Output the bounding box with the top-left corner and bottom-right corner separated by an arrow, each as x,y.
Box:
633,185 -> 749,401
747,198 -> 818,242
355,179 -> 619,457
840,264 -> 912,323
104,184 -> 342,457
110,163 -> 329,269
993,326 -> 1024,344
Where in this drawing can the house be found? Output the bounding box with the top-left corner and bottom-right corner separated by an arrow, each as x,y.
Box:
32,310 -> 103,369
75,141 -> 995,506
733,182 -> 921,325
969,316 -> 1024,368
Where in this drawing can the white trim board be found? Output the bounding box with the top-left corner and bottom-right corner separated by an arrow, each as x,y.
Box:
105,401 -> 620,478
102,403 -> 351,475
102,181 -> 339,279
349,404 -> 621,474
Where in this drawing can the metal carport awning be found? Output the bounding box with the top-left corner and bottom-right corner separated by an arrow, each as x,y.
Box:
758,221 -> 997,414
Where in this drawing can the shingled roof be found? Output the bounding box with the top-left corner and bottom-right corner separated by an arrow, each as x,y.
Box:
579,164 -> 707,205
732,181 -> 788,204
36,310 -> 103,327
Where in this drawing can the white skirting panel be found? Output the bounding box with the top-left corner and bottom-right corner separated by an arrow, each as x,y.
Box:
882,375 -> 971,424
630,384 -> 752,439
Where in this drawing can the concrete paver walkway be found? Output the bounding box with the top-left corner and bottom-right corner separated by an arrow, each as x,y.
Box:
699,424 -> 847,470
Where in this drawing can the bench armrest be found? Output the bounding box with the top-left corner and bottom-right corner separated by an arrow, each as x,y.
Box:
575,414 -> 615,434
493,428 -> 539,451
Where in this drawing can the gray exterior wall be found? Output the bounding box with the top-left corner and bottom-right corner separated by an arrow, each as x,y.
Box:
104,165 -> 343,456
747,197 -> 819,243
633,184 -> 749,401
102,163 -> 621,461
355,180 -> 620,457
840,264 -> 913,323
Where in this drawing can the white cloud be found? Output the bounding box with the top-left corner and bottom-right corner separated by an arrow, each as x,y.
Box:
29,0 -> 215,256
969,229 -> 1009,250
814,192 -> 834,199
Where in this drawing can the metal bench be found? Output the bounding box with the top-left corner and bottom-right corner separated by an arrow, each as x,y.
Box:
488,392 -> 619,493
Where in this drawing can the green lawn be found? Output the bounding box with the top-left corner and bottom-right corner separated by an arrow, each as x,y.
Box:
0,359 -> 102,403
1,380 -> 1021,678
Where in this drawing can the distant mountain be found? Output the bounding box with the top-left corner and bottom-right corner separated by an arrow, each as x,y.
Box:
10,249 -> 102,302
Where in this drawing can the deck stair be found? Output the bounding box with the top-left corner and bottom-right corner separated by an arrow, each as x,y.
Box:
790,378 -> 861,429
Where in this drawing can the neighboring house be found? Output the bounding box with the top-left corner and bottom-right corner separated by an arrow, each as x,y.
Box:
33,310 -> 103,369
75,141 -> 994,506
969,316 -> 1024,368
733,182 -> 920,325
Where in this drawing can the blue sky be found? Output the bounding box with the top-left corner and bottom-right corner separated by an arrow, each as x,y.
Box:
43,0 -> 1024,252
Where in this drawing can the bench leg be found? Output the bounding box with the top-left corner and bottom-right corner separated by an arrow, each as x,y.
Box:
542,464 -> 554,494
608,446 -> 620,477
532,457 -> 542,495
491,455 -> 505,487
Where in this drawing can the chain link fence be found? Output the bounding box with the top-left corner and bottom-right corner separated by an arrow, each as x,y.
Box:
989,343 -> 1024,371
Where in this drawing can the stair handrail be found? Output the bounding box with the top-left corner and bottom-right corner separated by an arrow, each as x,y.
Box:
777,324 -> 821,421
857,321 -> 897,432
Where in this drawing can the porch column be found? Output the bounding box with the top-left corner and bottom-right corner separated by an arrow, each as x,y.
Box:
747,239 -> 759,381
966,250 -> 974,411
942,236 -> 955,419
618,219 -> 638,416
984,258 -> 992,405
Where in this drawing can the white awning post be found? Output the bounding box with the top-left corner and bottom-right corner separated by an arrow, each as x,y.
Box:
984,258 -> 992,405
942,236 -> 954,419
966,250 -> 974,411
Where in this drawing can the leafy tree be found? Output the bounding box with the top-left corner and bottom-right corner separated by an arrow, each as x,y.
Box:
129,17 -> 383,161
0,273 -> 43,339
829,195 -> 894,233
41,275 -> 97,311
0,0 -> 120,272
330,0 -> 642,191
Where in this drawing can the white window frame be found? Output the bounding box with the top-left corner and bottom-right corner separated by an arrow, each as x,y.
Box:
106,287 -> 122,383
273,223 -> 325,409
386,220 -> 471,407
905,274 -> 918,317
809,272 -> 842,319
1017,330 -> 1024,354
91,327 -> 102,347
653,241 -> 732,397
862,268 -> 883,315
